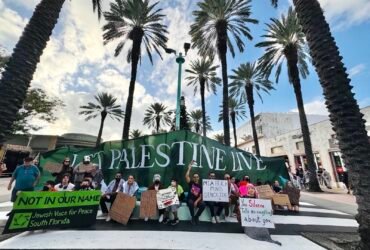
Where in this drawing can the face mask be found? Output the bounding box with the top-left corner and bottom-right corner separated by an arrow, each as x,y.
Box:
154,180 -> 160,185
171,181 -> 176,187
115,177 -> 121,181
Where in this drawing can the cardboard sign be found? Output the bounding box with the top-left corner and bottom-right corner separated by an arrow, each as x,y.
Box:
43,162 -> 62,173
156,187 -> 179,209
140,190 -> 157,218
255,185 -> 275,199
109,192 -> 136,225
240,198 -> 275,228
202,179 -> 229,202
272,194 -> 292,208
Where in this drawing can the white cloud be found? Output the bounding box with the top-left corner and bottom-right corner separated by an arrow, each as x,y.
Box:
290,99 -> 329,116
318,0 -> 370,29
349,64 -> 366,78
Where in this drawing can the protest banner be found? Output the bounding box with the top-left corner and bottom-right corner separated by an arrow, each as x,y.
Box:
272,194 -> 292,209
140,190 -> 157,218
109,192 -> 136,225
3,191 -> 101,234
240,198 -> 275,228
255,185 -> 275,199
156,187 -> 179,209
202,179 -> 229,202
43,162 -> 62,174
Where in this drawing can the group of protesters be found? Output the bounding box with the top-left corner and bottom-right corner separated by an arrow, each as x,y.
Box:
7,156 -> 299,225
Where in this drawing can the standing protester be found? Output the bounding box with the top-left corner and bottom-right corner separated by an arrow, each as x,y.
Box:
52,157 -> 73,184
147,174 -> 165,223
101,172 -> 124,222
55,173 -> 75,191
122,175 -> 139,197
73,156 -> 95,189
205,172 -> 224,224
163,178 -> 184,226
322,168 -> 332,189
224,174 -> 239,221
185,160 -> 205,225
7,157 -> 40,202
283,181 -> 300,212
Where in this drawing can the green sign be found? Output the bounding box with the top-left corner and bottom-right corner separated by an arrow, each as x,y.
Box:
39,131 -> 289,189
3,191 -> 100,234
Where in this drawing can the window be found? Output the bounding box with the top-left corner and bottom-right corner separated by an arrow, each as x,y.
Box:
296,141 -> 304,151
271,146 -> 284,154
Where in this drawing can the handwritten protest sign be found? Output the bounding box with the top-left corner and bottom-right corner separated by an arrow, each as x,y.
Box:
240,198 -> 274,228
110,192 -> 136,225
156,187 -> 179,209
202,179 -> 228,202
272,194 -> 292,209
140,190 -> 157,218
255,185 -> 274,199
43,162 -> 62,173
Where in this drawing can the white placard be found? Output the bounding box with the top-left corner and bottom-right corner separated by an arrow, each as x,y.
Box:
240,198 -> 275,228
156,187 -> 179,209
202,179 -> 229,202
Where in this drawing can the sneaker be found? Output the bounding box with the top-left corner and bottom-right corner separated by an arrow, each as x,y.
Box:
215,216 -> 220,223
211,217 -> 216,224
144,217 -> 149,222
158,214 -> 164,223
105,215 -> 111,222
163,218 -> 169,224
171,219 -> 179,226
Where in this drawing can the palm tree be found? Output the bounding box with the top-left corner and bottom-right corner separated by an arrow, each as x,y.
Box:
256,7 -> 320,191
190,0 -> 258,146
143,103 -> 171,133
219,98 -> 247,148
214,133 -> 224,144
79,92 -> 124,147
189,109 -> 213,135
229,62 -> 274,156
103,0 -> 168,140
271,2 -> 370,246
0,0 -> 102,146
130,129 -> 143,139
185,57 -> 220,136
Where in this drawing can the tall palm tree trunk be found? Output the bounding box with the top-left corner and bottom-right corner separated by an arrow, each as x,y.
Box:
199,79 -> 207,137
216,21 -> 230,146
155,116 -> 160,133
293,1 -> 370,247
286,49 -> 321,192
96,111 -> 107,147
245,85 -> 260,156
0,0 -> 65,146
231,112 -> 237,148
122,30 -> 143,140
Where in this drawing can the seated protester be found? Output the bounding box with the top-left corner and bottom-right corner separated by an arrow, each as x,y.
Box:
90,165 -> 104,190
185,160 -> 206,225
283,181 -> 300,212
55,173 -> 75,191
122,175 -> 139,197
52,157 -> 74,184
73,155 -> 95,189
76,178 -> 94,191
42,180 -> 56,191
256,179 -> 263,186
272,180 -> 282,193
147,174 -> 165,223
163,178 -> 184,226
205,172 -> 224,224
224,174 -> 239,220
239,176 -> 252,197
101,172 -> 124,222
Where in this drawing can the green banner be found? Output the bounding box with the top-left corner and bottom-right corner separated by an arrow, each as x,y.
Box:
3,191 -> 101,234
39,131 -> 289,189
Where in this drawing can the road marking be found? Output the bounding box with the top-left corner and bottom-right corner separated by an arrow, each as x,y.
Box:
273,215 -> 358,227
299,207 -> 349,215
0,202 -> 12,208
299,202 -> 316,207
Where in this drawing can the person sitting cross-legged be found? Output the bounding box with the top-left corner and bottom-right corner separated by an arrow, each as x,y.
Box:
162,178 -> 185,226
205,172 -> 224,224
100,172 -> 124,221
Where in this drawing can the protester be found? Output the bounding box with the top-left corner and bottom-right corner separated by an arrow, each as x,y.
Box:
0,160 -> 7,176
76,177 -> 94,191
55,173 -> 75,191
42,180 -> 56,191
163,178 -> 184,226
291,174 -> 301,190
73,155 -> 95,189
224,174 -> 239,221
239,176 -> 255,197
283,181 -> 300,212
317,166 -> 324,185
101,172 -> 124,222
185,160 -> 205,225
122,175 -> 139,197
147,174 -> 165,223
272,180 -> 282,193
205,172 -> 224,224
322,168 -> 332,189
52,157 -> 73,184
7,157 -> 40,203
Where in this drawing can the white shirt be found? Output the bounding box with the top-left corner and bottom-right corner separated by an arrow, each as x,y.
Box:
55,183 -> 75,191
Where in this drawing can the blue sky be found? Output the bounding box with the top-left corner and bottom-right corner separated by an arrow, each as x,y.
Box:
0,0 -> 369,140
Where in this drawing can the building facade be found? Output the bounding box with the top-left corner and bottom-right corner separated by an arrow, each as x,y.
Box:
236,106 -> 370,186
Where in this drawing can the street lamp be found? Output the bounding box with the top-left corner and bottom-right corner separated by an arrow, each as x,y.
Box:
165,42 -> 191,130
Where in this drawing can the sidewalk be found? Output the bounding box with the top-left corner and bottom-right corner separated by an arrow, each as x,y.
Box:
0,178 -> 10,203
